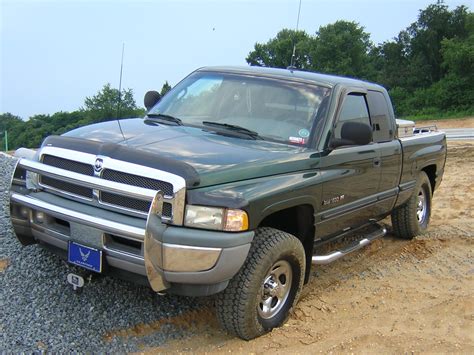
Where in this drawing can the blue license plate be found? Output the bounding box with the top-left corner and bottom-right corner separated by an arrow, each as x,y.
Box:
68,242 -> 103,273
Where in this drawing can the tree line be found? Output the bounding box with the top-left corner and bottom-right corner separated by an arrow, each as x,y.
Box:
1,1 -> 472,151
0,82 -> 171,150
247,2 -> 473,118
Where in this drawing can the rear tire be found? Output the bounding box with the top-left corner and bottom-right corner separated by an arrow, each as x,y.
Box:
391,171 -> 432,239
216,227 -> 305,340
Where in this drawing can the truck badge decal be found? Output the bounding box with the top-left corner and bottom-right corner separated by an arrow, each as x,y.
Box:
94,158 -> 104,173
323,194 -> 345,206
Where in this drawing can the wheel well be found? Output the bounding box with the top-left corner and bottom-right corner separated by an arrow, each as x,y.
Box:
422,164 -> 437,193
259,205 -> 314,283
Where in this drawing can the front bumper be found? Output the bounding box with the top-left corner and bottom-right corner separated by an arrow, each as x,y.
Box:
10,188 -> 253,294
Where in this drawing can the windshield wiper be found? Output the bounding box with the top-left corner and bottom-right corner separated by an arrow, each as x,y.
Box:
146,113 -> 183,126
202,121 -> 262,139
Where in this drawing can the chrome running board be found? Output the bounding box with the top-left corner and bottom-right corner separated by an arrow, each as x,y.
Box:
312,225 -> 387,265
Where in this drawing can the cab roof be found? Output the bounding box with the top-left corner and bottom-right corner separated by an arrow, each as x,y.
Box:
197,66 -> 385,91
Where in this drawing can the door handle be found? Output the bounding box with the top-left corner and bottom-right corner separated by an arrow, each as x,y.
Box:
373,158 -> 381,167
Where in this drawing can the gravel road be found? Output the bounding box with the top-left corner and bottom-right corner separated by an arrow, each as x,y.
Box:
0,153 -> 204,352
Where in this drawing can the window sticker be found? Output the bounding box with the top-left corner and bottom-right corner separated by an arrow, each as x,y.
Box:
298,128 -> 310,138
289,136 -> 306,145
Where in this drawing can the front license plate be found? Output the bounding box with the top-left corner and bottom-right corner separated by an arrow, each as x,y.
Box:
68,241 -> 103,273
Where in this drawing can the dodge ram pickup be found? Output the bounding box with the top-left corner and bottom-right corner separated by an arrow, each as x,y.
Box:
9,66 -> 447,339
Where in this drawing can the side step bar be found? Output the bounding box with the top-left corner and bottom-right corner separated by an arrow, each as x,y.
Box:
312,225 -> 387,265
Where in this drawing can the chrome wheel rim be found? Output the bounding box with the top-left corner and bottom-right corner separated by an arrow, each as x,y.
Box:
416,188 -> 427,224
257,260 -> 292,319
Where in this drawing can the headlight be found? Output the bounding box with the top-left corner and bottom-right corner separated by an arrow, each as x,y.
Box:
184,205 -> 248,231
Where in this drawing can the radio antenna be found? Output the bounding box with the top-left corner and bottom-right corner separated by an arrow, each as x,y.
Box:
116,42 -> 127,143
289,0 -> 303,69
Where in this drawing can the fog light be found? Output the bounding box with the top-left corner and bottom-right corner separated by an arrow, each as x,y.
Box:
20,207 -> 29,219
35,211 -> 45,223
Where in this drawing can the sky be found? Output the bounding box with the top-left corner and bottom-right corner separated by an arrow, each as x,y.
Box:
0,0 -> 469,119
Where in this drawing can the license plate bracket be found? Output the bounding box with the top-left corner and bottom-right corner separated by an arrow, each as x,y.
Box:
68,241 -> 103,273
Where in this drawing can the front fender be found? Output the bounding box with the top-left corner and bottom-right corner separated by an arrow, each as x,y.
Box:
186,170 -> 323,229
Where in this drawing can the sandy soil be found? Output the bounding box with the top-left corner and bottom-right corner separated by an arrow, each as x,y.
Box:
415,117 -> 473,129
110,129 -> 473,353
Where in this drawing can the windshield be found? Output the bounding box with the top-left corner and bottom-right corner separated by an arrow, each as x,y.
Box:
148,71 -> 331,146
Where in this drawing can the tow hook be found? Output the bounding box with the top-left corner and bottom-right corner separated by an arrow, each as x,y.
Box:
67,272 -> 93,292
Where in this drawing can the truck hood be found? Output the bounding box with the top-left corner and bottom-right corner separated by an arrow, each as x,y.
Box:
62,118 -> 316,188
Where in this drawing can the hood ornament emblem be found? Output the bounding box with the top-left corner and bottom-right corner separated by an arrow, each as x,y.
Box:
94,158 -> 104,173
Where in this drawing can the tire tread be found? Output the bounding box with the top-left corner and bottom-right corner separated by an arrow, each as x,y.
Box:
391,171 -> 432,239
215,227 -> 304,340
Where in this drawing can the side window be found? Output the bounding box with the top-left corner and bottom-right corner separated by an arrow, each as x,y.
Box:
367,91 -> 393,142
334,94 -> 371,140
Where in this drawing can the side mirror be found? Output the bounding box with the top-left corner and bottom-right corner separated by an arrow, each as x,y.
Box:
330,121 -> 372,149
144,91 -> 161,111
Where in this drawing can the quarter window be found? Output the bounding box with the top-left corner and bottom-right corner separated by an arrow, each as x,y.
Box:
367,91 -> 393,142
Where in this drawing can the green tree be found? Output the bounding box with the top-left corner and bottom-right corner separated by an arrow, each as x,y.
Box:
310,21 -> 374,78
1,83 -> 146,150
369,2 -> 473,117
0,113 -> 24,151
160,81 -> 172,96
441,12 -> 474,77
407,2 -> 470,86
246,29 -> 314,69
375,1 -> 471,91
432,11 -> 474,112
82,83 -> 142,122
371,31 -> 413,89
246,23 -> 374,78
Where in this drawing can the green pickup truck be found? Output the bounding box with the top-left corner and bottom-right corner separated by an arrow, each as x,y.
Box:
9,66 -> 446,339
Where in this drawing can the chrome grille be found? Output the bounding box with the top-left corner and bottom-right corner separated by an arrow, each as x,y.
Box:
162,202 -> 173,218
99,191 -> 173,218
41,176 -> 94,199
40,155 -> 94,199
40,155 -> 175,218
101,169 -> 174,196
43,155 -> 94,175
101,191 -> 152,212
100,169 -> 174,217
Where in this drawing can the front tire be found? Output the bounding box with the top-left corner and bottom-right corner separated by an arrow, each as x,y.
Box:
216,227 -> 305,340
391,171 -> 432,239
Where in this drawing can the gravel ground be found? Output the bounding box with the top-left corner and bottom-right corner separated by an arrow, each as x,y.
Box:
0,153 -> 203,352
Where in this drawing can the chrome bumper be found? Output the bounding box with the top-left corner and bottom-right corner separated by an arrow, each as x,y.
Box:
12,193 -> 145,240
10,190 -> 252,292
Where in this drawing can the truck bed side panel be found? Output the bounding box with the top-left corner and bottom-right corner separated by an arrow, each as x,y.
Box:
394,132 -> 447,208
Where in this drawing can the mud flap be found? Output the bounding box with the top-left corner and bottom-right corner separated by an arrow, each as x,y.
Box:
144,191 -> 170,292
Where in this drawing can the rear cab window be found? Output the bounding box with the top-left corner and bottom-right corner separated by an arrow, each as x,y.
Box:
366,91 -> 394,142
